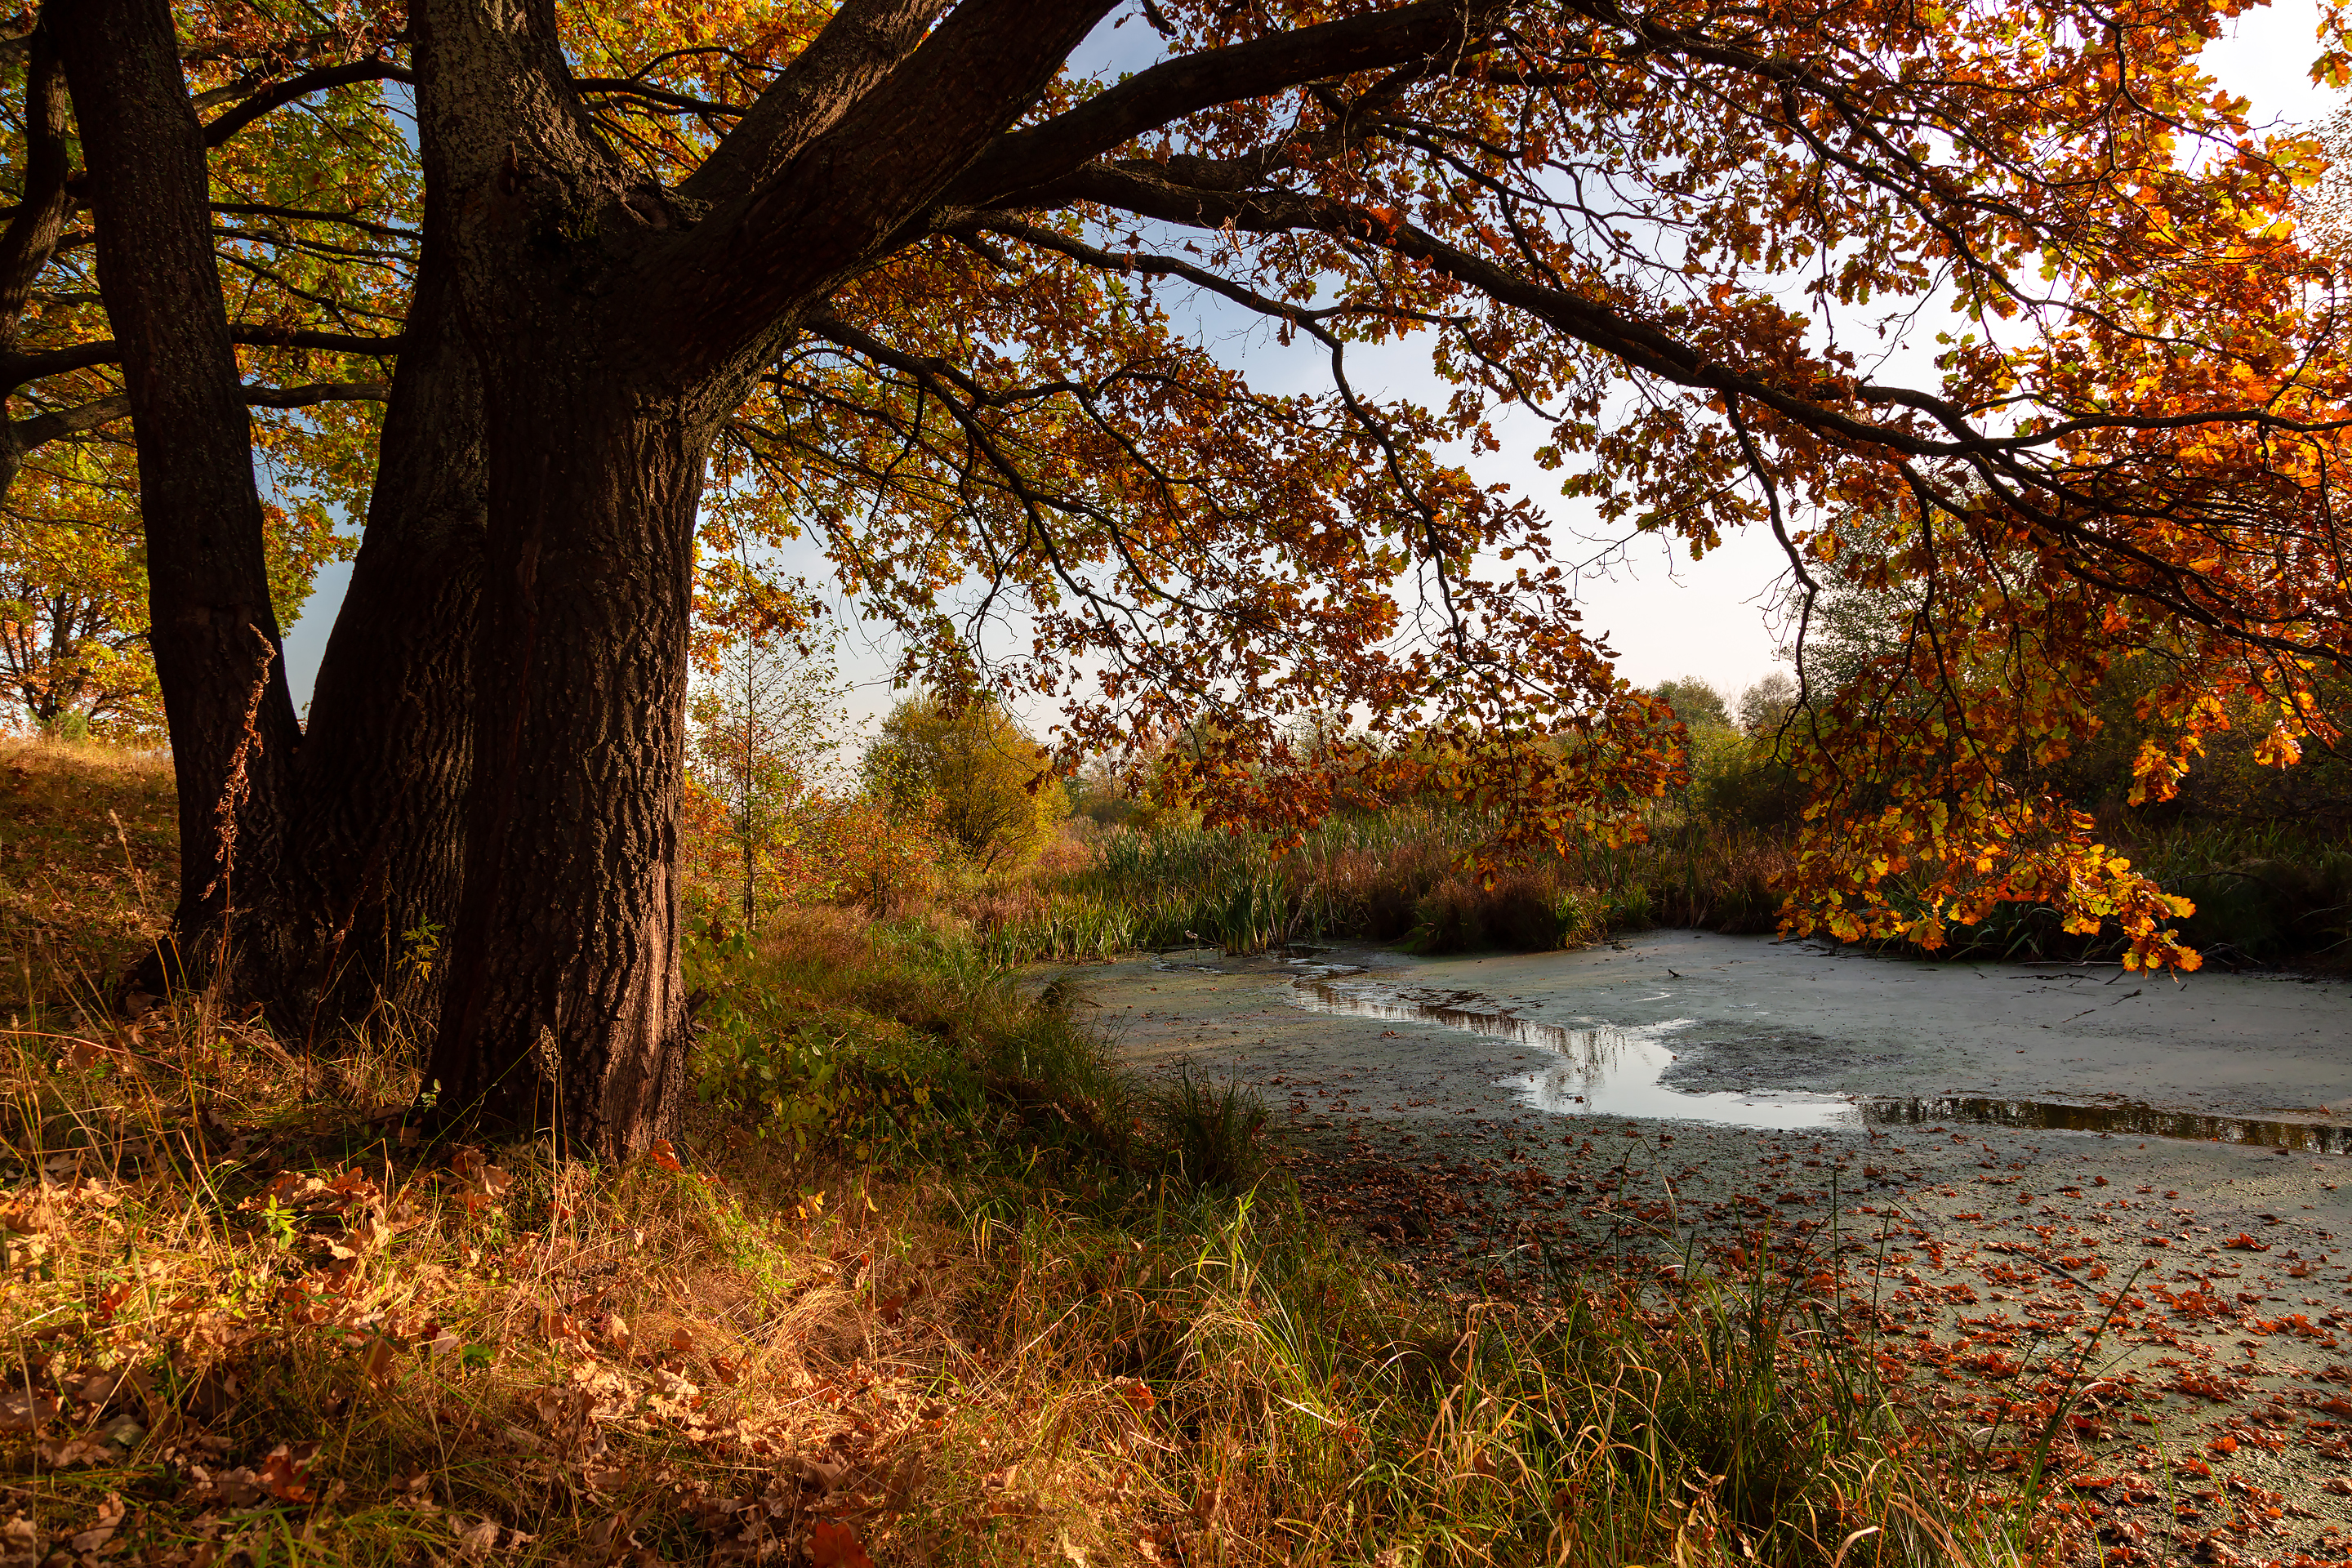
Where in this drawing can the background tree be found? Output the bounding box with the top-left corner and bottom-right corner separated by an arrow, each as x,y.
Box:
1735,675 -> 1798,740
1650,679 -> 1732,735
685,625 -> 843,932
0,434 -> 352,741
865,694 -> 1071,875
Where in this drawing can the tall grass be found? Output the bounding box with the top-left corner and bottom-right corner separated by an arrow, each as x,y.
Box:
0,902 -> 2061,1566
965,798 -> 2350,971
972,808 -> 1802,964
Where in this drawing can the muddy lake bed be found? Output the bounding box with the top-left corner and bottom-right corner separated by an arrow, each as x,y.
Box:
1071,930 -> 2352,1548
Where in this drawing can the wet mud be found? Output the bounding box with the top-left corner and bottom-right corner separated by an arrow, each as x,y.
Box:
1071,931 -> 2352,1560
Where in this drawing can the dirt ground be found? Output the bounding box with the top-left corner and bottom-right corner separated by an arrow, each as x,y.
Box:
1076,931 -> 2352,1566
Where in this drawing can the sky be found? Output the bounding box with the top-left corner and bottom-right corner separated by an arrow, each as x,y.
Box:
274,0 -> 2341,730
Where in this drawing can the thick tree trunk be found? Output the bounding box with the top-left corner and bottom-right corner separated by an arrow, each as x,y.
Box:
55,0 -> 302,975
247,251 -> 488,1040
403,0 -> 1111,1156
421,379 -> 701,1152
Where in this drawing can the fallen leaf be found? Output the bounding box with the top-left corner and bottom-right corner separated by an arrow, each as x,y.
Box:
807,1517 -> 875,1568
65,1494 -> 124,1555
0,1392 -> 56,1433
261,1442 -> 318,1501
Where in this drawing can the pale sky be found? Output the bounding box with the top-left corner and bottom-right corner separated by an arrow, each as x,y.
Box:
277,2 -> 2339,728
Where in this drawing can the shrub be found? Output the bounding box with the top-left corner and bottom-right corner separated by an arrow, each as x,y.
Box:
865,694 -> 1070,874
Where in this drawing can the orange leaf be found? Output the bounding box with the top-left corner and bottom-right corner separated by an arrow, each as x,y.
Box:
807,1518 -> 875,1568
261,1443 -> 317,1501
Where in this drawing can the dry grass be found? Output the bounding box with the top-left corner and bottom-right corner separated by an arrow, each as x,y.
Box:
0,749 -> 2077,1567
0,736 -> 175,1020
0,960 -> 2065,1568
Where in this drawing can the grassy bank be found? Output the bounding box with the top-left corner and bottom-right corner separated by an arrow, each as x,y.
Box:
972,808 -> 2347,972
969,811 -> 1796,966
0,740 -> 2070,1565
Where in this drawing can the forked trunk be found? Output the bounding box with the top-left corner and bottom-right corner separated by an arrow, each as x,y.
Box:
250,252 -> 487,1039
421,381 -> 702,1153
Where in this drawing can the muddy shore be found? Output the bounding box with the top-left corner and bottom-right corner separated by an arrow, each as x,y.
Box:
1070,931 -> 2352,1559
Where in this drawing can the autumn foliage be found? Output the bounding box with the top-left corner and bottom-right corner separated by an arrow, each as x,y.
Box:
7,0 -> 2352,1156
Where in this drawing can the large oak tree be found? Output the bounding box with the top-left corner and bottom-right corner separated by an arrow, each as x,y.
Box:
24,0 -> 2351,1152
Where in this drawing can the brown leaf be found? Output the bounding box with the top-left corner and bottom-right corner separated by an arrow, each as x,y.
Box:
0,1392 -> 56,1433
806,1518 -> 875,1568
65,1494 -> 124,1555
261,1442 -> 318,1501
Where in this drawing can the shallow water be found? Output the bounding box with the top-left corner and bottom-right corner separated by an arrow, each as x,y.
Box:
1294,978 -> 1855,1130
1293,969 -> 2352,1150
1861,1094 -> 2352,1153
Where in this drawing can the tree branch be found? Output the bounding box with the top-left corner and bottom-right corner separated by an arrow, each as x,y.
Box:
648,0 -> 1113,375
0,20 -> 75,358
681,0 -> 946,206
8,378 -> 389,456
211,200 -> 421,239
3,328 -> 404,390
10,394 -> 131,449
945,1 -> 1504,207
242,379 -> 393,408
202,58 -> 412,148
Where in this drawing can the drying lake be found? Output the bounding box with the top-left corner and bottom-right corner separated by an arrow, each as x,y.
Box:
1078,929 -> 2352,1538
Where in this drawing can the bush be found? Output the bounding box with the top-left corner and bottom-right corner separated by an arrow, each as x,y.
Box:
865,694 -> 1070,873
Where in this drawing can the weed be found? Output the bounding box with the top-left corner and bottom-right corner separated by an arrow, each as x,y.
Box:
1152,1067 -> 1271,1196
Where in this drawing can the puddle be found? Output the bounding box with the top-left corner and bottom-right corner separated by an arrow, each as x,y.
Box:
1863,1096 -> 2352,1154
1289,976 -> 2352,1151
1292,980 -> 1854,1131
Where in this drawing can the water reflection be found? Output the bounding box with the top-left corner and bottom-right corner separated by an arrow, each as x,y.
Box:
1290,978 -> 2352,1152
1864,1096 -> 2352,1153
1292,980 -> 1855,1130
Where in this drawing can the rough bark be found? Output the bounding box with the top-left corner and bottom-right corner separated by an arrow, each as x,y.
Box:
401,0 -> 1116,1155
0,14 -> 75,511
54,0 -> 302,970
255,248 -> 486,1040
421,382 -> 700,1152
